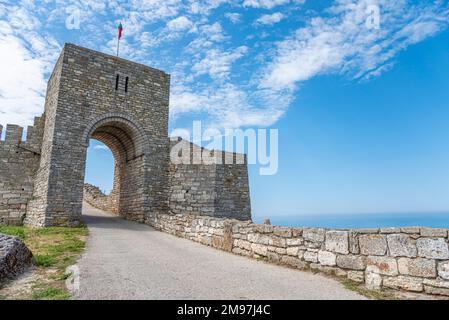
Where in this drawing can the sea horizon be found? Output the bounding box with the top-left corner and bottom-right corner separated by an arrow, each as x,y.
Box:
253,212 -> 449,229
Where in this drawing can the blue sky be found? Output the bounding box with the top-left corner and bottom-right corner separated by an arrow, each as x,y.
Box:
1,1 -> 449,219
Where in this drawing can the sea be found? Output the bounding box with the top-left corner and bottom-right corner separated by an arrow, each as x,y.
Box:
253,212 -> 449,229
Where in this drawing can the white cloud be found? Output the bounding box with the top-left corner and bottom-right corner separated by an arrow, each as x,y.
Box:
255,12 -> 284,26
0,35 -> 46,128
167,16 -> 194,31
94,144 -> 110,151
243,0 -> 303,9
225,12 -> 241,24
261,1 -> 449,91
192,46 -> 248,81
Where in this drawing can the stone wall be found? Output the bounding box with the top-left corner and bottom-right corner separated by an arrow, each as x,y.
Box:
168,138 -> 251,220
0,234 -> 33,281
83,184 -> 117,214
149,212 -> 449,297
0,117 -> 44,225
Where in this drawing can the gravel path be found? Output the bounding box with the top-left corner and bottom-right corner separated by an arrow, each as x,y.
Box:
75,203 -> 365,300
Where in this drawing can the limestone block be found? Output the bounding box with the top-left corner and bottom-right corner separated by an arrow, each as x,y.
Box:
386,234 -> 417,257
349,231 -> 360,254
325,230 -> 349,254
383,276 -> 423,292
365,266 -> 382,290
366,256 -> 398,276
281,256 -> 308,269
251,243 -> 268,256
318,250 -> 336,266
359,234 -> 387,256
336,255 -> 366,270
420,228 -> 447,238
417,238 -> 449,259
347,270 -> 365,283
273,226 -> 292,238
397,257 -> 436,278
286,246 -> 299,256
286,238 -> 302,246
437,261 -> 449,280
303,251 -> 318,263
303,228 -> 325,243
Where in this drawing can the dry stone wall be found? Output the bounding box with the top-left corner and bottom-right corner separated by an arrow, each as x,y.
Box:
83,184 -> 117,214
149,212 -> 449,297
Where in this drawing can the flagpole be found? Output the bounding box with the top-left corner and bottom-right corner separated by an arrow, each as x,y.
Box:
117,36 -> 120,57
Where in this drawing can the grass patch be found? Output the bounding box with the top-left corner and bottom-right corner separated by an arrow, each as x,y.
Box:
0,226 -> 26,240
0,225 -> 88,300
31,285 -> 71,300
342,279 -> 402,300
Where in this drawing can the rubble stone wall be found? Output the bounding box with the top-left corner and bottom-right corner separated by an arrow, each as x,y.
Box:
149,212 -> 449,297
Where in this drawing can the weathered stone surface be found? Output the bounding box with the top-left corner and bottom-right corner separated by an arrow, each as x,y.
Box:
286,238 -> 302,246
251,243 -> 268,256
437,261 -> 449,280
303,228 -> 325,243
417,238 -> 449,259
424,286 -> 449,296
397,258 -> 436,278
268,236 -> 287,248
266,252 -> 280,263
325,230 -> 349,254
359,234 -> 387,256
347,270 -> 365,283
420,228 -> 447,238
303,251 -> 318,263
248,233 -> 270,245
317,250 -> 336,266
386,234 -> 417,257
366,256 -> 398,276
281,256 -> 308,269
400,227 -> 421,234
383,276 -> 423,292
423,278 -> 449,289
273,227 -> 292,238
286,246 -> 299,256
348,231 -> 360,254
336,255 -> 366,270
254,224 -> 273,234
380,227 -> 400,234
365,266 -> 382,290
0,234 -> 33,281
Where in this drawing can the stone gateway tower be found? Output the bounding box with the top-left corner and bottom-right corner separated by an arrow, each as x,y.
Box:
0,44 -> 251,227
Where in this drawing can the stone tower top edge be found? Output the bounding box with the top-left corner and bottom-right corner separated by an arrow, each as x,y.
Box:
61,43 -> 170,79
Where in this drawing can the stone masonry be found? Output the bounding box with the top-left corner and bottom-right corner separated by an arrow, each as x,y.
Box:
143,211 -> 449,297
0,44 -> 251,226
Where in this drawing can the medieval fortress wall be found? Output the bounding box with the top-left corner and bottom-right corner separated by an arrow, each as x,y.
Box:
0,43 -> 250,226
1,43 -> 449,297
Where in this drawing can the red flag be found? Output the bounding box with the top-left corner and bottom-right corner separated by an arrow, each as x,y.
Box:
118,22 -> 123,40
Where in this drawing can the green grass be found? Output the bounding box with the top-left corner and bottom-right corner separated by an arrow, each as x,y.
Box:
31,286 -> 71,300
342,279 -> 401,300
0,226 -> 26,240
0,225 -> 88,300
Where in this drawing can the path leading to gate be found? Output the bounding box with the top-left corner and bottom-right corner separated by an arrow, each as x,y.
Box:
75,203 -> 365,300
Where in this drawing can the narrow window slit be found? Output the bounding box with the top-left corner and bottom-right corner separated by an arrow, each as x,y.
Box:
115,74 -> 119,90
125,77 -> 129,92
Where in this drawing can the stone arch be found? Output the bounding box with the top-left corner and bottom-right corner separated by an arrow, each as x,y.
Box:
82,113 -> 150,157
83,114 -> 150,220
